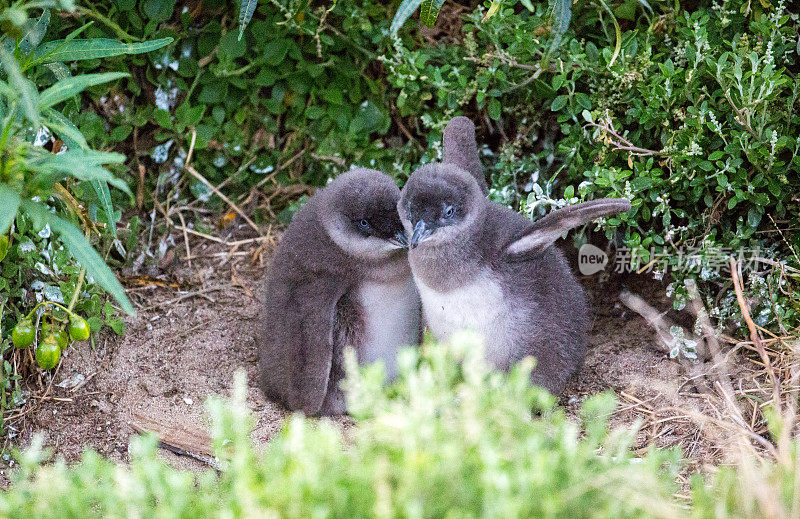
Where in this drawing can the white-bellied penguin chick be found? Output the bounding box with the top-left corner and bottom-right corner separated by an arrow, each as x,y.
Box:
259,168 -> 420,416
398,164 -> 630,393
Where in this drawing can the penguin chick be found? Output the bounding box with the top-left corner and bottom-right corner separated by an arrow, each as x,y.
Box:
398,164 -> 630,393
442,116 -> 487,194
259,168 -> 420,416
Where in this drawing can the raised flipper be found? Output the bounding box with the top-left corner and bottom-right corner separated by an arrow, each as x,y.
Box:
443,116 -> 488,195
505,198 -> 631,257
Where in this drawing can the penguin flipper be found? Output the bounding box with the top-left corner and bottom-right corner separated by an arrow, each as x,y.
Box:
504,198 -> 631,258
285,276 -> 345,416
442,116 -> 488,195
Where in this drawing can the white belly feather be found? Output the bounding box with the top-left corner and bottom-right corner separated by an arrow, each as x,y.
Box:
415,272 -> 513,366
357,278 -> 420,380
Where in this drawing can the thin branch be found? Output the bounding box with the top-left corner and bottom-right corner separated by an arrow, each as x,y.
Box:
185,165 -> 262,236
729,256 -> 781,407
586,117 -> 663,157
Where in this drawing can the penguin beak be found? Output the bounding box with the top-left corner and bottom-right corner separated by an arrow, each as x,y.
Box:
409,220 -> 432,249
390,230 -> 409,249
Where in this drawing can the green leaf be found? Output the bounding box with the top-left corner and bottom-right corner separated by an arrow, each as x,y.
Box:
552,0 -> 572,35
154,108 -> 172,129
551,95 -> 568,111
488,97 -> 501,120
20,9 -> 51,54
747,207 -> 762,228
548,0 -> 572,53
699,160 -> 714,171
112,0 -> 135,10
637,0 -> 653,14
0,185 -> 21,235
32,37 -> 173,65
614,0 -> 637,21
219,30 -> 247,60
420,0 -> 446,27
0,79 -> 17,101
484,1 -> 501,21
0,235 -> 8,263
42,108 -> 89,149
92,180 -> 118,238
596,0 -> 622,67
39,72 -> 130,110
575,92 -> 592,110
29,151 -> 130,195
263,40 -> 290,66
143,0 -> 175,22
44,62 -> 71,81
239,0 -> 259,40
0,47 -> 40,127
21,201 -> 135,316
390,0 -> 425,35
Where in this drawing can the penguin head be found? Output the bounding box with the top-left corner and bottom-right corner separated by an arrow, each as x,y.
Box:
320,168 -> 408,261
398,163 -> 486,250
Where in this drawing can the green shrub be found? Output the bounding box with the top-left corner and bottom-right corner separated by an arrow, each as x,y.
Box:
0,333 -> 686,518
0,1 -> 171,427
3,333 -> 800,517
384,0 -> 800,332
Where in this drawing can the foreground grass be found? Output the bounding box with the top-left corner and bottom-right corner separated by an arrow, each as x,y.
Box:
0,334 -> 797,518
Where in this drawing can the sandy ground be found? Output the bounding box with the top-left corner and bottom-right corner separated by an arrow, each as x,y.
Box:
1,238 -> 732,478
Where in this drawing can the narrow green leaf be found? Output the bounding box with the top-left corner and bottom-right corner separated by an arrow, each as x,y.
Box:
29,150 -> 130,195
597,0 -> 622,67
548,0 -> 572,53
420,0 -> 446,27
0,47 -> 40,127
483,1 -> 501,22
20,9 -> 51,54
553,0 -> 572,35
0,235 -> 8,262
44,62 -> 72,81
39,72 -> 130,109
238,0 -> 259,40
92,180 -> 118,238
0,185 -> 21,235
42,108 -> 88,149
21,201 -> 135,315
390,0 -> 425,35
0,79 -> 17,101
32,37 -> 173,65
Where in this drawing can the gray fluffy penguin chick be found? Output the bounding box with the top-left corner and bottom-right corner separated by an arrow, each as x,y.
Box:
442,116 -> 487,194
259,168 -> 420,416
398,164 -> 630,393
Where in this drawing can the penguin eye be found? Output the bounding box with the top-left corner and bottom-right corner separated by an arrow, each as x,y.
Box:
443,205 -> 455,219
357,219 -> 371,234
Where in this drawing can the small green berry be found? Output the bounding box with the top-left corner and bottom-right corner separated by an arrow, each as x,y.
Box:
12,319 -> 35,349
68,316 -> 90,341
36,336 -> 61,370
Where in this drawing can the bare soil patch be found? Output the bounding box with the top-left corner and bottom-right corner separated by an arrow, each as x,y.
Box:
2,234 -> 744,478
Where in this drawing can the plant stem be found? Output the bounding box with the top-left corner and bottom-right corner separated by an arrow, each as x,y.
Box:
25,300 -> 75,320
76,7 -> 142,42
68,268 -> 85,314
